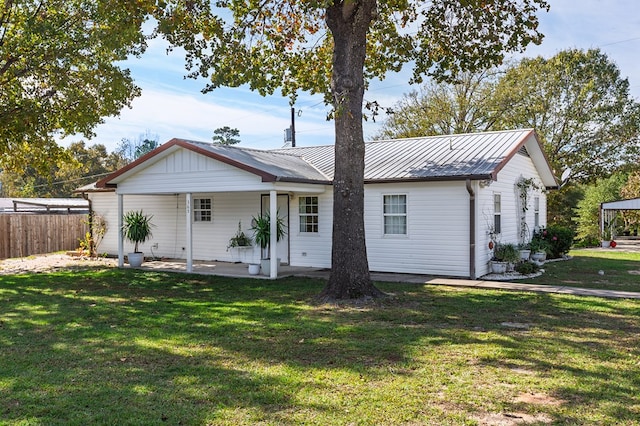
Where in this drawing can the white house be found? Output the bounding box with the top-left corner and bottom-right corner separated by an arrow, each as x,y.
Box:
78,128 -> 557,279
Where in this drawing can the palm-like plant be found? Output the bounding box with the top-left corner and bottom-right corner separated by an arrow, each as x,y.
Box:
122,210 -> 154,253
250,211 -> 285,259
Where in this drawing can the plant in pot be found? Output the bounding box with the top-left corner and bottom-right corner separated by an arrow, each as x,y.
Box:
122,210 -> 154,267
250,211 -> 285,276
491,242 -> 519,274
529,237 -> 550,263
226,221 -> 256,270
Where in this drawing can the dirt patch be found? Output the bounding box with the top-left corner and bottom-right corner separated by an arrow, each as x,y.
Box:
515,392 -> 565,406
0,253 -> 117,275
472,412 -> 553,425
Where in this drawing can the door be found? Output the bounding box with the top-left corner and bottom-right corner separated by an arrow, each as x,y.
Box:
261,194 -> 289,264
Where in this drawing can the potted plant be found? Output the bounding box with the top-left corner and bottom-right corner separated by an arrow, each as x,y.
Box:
227,221 -> 255,267
529,237 -> 550,262
518,243 -> 531,262
490,242 -> 519,273
122,210 -> 154,267
250,211 -> 285,276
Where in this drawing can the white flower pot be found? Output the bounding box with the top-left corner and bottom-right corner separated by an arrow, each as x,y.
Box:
248,264 -> 261,275
490,261 -> 508,274
128,252 -> 144,268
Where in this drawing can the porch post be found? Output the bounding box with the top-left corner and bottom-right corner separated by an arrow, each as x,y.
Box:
269,190 -> 277,279
186,193 -> 193,273
117,193 -> 124,267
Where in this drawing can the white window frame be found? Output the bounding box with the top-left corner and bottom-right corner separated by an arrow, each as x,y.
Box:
534,196 -> 540,229
493,193 -> 502,234
193,197 -> 212,222
383,194 -> 408,236
299,196 -> 319,233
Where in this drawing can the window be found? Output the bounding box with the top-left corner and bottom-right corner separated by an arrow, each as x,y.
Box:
383,194 -> 407,235
534,196 -> 540,229
493,194 -> 502,234
193,198 -> 212,222
299,196 -> 318,233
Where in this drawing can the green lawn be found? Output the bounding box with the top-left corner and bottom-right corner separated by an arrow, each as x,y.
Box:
1,267 -> 640,425
522,249 -> 640,292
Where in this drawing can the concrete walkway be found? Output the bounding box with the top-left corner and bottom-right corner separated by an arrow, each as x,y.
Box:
296,270 -> 640,300
137,259 -> 640,300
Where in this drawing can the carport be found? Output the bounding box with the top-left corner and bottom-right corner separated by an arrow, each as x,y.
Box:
600,198 -> 640,239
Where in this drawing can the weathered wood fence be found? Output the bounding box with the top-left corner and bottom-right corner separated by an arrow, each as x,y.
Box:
0,214 -> 89,259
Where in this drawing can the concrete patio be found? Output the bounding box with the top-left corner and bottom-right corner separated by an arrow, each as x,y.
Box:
138,258 -> 328,279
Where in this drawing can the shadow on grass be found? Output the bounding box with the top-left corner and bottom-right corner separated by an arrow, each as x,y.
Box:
1,268 -> 639,424
523,252 -> 640,292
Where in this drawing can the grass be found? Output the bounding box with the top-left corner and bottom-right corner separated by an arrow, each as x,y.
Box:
1,266 -> 640,425
521,249 -> 640,292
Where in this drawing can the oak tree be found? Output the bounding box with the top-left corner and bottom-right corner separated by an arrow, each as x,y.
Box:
154,0 -> 549,300
0,0 -> 150,173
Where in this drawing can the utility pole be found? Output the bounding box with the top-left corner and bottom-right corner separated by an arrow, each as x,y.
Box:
290,106 -> 296,147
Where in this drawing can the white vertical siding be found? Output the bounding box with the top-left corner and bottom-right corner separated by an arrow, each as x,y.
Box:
116,148 -> 265,194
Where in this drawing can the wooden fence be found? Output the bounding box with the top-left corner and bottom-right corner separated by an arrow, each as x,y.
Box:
0,214 -> 89,259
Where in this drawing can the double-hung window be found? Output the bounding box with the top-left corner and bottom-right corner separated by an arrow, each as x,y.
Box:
383,194 -> 407,235
193,198 -> 212,222
534,196 -> 540,229
299,196 -> 318,233
493,194 -> 502,234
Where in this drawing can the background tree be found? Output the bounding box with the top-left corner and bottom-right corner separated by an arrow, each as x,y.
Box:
115,131 -> 160,164
574,173 -> 627,246
377,48 -> 640,231
0,141 -> 127,197
155,0 -> 548,300
619,171 -> 640,234
376,69 -> 503,140
494,49 -> 640,183
213,126 -> 241,145
0,0 -> 151,174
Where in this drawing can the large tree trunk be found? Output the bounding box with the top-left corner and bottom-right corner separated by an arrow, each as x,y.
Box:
319,0 -> 385,301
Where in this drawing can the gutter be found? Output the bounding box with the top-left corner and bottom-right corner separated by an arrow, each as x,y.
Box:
466,179 -> 476,280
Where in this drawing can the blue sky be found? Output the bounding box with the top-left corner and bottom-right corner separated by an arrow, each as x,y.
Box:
70,0 -> 640,153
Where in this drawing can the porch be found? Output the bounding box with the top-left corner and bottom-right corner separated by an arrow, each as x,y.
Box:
137,258 -> 328,279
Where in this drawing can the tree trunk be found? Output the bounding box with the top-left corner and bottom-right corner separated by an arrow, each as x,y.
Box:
319,0 -> 385,301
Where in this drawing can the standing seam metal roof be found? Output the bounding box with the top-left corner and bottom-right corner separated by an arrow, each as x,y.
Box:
96,129 -> 546,189
273,129 -> 536,181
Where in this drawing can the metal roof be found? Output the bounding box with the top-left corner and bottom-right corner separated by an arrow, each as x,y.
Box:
1,198 -> 89,213
602,198 -> 640,210
95,129 -> 556,189
185,140 -> 330,182
274,128 -> 544,182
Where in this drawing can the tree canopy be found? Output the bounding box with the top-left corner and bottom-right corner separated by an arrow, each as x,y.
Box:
213,126 -> 241,145
494,49 -> 640,183
0,0 -> 150,172
153,0 -> 549,300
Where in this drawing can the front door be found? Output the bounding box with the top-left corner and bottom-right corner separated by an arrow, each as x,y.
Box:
261,194 -> 289,264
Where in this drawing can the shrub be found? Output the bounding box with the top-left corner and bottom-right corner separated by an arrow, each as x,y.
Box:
493,243 -> 520,263
515,261 -> 539,275
535,224 -> 574,258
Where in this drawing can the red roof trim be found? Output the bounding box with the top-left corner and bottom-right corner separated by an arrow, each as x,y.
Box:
96,139 -> 277,188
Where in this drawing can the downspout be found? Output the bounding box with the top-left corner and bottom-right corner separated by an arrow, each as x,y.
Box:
466,179 -> 476,280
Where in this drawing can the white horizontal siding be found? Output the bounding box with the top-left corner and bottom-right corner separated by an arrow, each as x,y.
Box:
289,190 -> 333,268
475,152 -> 548,276
90,192 -> 268,263
364,182 -> 470,277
